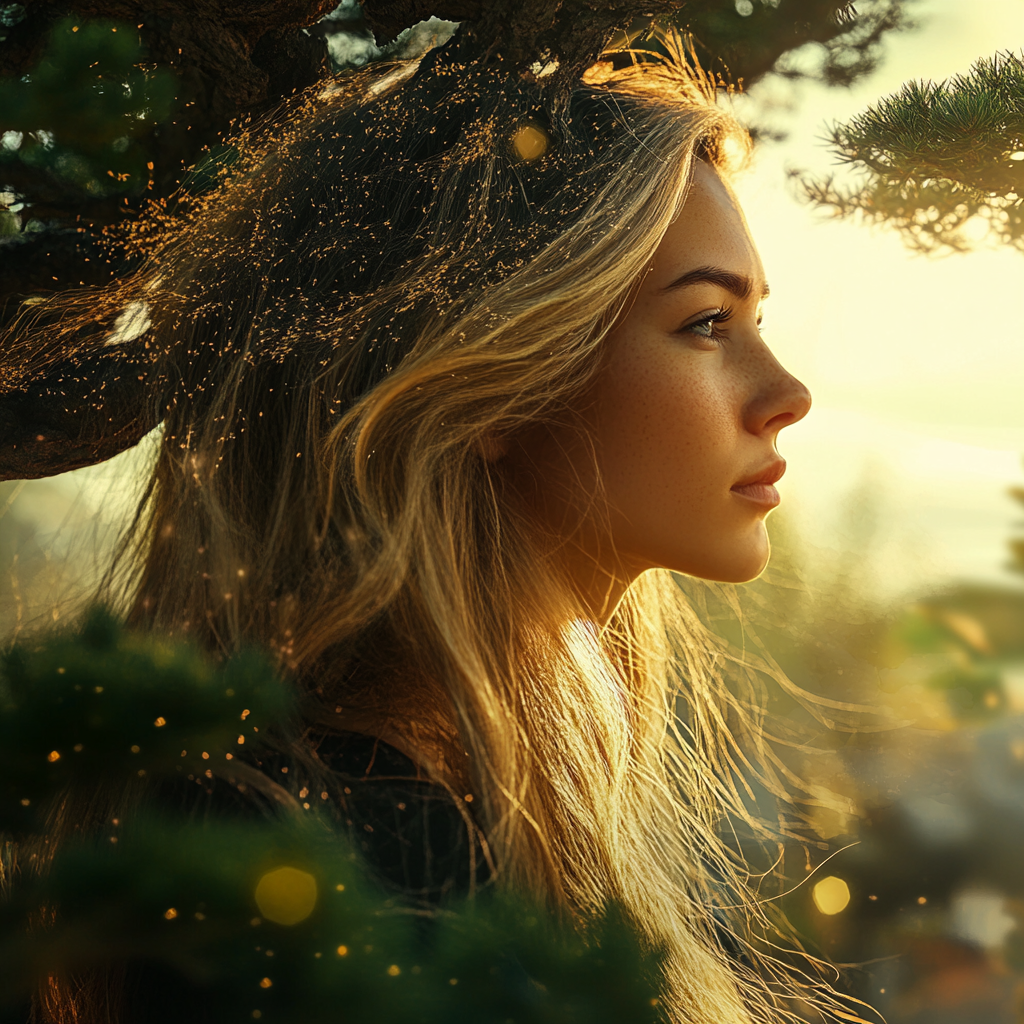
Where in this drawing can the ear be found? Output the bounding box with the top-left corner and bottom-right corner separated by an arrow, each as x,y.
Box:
476,433 -> 510,462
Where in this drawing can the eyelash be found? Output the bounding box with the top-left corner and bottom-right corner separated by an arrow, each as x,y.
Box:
681,306 -> 733,343
680,306 -> 764,344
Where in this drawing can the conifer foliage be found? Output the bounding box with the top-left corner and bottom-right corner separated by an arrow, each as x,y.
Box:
804,51 -> 1024,253
0,611 -> 663,1024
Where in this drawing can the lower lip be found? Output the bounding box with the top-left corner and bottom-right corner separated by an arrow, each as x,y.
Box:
731,483 -> 780,507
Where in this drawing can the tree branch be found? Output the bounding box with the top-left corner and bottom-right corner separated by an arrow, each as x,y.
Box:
0,341 -> 161,481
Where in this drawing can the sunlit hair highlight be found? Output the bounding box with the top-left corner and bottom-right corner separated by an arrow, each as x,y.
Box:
10,31 -> 864,1024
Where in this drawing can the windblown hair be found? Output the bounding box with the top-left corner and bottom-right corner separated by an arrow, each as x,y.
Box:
12,31 -> 851,1024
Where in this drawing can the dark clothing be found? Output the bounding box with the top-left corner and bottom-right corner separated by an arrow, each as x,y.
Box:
312,731 -> 491,903
151,730 -> 489,903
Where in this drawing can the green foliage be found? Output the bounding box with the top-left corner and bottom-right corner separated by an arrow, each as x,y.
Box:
2,814 -> 660,1023
0,609 -> 292,833
0,18 -> 177,201
0,612 -> 663,1023
684,0 -> 912,91
926,659 -> 1005,719
803,51 -> 1024,253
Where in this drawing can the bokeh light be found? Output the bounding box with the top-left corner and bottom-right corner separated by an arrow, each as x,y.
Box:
254,866 -> 318,926
812,876 -> 851,916
512,123 -> 548,161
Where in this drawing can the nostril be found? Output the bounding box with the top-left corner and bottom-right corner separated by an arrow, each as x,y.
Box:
765,410 -> 798,432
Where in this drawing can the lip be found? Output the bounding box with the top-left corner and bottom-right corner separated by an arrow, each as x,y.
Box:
730,459 -> 786,507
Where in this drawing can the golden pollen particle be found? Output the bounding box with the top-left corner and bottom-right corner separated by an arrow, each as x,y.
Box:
254,867 -> 318,925
130,745 -> 140,754
47,750 -> 60,762
917,896 -> 927,905
154,717 -> 166,727
387,965 -> 401,976
336,945 -> 348,957
164,908 -> 178,920
812,876 -> 851,916
259,977 -> 272,989
512,124 -> 548,161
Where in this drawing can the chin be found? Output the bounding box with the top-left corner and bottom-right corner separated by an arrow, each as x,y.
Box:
711,558 -> 769,584
663,533 -> 770,584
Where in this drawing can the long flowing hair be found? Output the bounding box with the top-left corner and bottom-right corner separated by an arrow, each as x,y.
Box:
9,31 -> 853,1024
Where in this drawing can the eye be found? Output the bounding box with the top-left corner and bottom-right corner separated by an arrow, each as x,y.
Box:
681,307 -> 732,342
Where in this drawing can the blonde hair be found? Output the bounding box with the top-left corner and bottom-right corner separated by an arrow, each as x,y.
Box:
15,33 -> 848,1024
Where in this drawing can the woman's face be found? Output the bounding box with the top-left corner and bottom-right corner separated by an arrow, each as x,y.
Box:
511,160 -> 811,610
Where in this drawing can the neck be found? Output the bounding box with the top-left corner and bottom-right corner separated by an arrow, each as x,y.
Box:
558,538 -> 643,627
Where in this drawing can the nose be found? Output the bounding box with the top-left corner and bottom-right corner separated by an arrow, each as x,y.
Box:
743,348 -> 812,437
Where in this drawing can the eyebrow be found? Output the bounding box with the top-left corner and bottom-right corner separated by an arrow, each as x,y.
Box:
661,265 -> 770,300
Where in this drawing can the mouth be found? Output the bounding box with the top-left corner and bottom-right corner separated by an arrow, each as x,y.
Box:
730,459 -> 786,508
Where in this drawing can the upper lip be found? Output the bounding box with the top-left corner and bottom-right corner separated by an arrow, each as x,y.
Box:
732,459 -> 786,489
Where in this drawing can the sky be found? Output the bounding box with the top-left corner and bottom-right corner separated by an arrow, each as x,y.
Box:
731,0 -> 1024,596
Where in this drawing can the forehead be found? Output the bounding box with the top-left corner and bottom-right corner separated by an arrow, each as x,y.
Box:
647,160 -> 764,292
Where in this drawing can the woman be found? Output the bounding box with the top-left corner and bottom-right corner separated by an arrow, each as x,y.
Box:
24,30 -> 824,1024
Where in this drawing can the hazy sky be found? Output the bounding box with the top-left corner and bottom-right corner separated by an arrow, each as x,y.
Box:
733,0 -> 1024,594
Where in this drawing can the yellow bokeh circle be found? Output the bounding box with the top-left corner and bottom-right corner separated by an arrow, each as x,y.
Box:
254,866 -> 318,926
512,124 -> 549,162
812,875 -> 851,916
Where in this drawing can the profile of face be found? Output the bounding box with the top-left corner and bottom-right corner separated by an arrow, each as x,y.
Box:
510,160 -> 811,608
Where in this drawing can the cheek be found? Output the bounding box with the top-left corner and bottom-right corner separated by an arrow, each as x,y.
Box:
592,336 -> 734,520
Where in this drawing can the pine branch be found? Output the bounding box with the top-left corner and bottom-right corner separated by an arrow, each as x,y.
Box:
802,50 -> 1024,253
